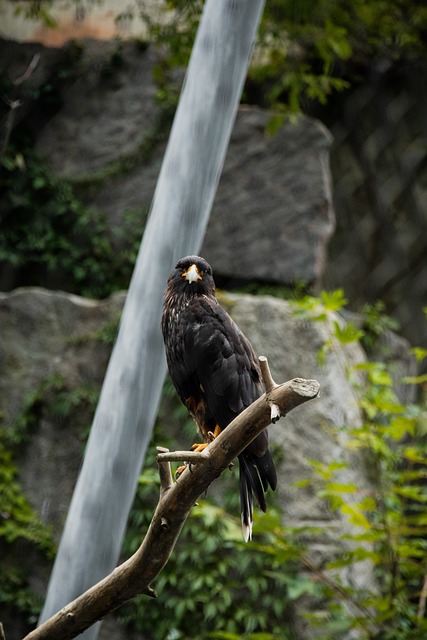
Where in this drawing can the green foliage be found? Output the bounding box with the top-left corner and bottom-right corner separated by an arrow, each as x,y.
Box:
124,503 -> 297,640
12,0 -> 426,118
120,388 -> 307,639
0,416 -> 55,625
0,34 -> 177,300
140,0 -> 426,117
290,292 -> 427,638
0,144 -> 140,298
0,372 -> 98,544
291,288 -> 348,320
310,363 -> 427,638
0,441 -> 54,551
8,0 -> 57,27
67,311 -> 122,347
0,569 -> 44,628
361,300 -> 401,352
0,373 -> 100,624
290,289 -> 364,364
7,373 -> 99,445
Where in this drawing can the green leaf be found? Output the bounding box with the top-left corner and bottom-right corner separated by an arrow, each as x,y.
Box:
324,482 -> 359,493
402,373 -> 427,385
285,576 -> 319,600
370,367 -> 393,386
403,448 -> 427,464
340,504 -> 371,529
411,347 -> 427,363
394,486 -> 427,503
387,415 -> 416,440
265,112 -> 286,136
353,362 -> 395,388
332,320 -> 364,344
320,289 -> 348,311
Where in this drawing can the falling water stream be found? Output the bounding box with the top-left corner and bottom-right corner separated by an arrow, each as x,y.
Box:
39,1 -> 266,637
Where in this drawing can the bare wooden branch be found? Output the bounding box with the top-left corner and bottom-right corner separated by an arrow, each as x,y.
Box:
156,447 -> 173,496
14,53 -> 40,86
418,574 -> 427,620
157,450 -> 208,463
259,355 -> 276,393
259,355 -> 281,422
22,371 -> 319,640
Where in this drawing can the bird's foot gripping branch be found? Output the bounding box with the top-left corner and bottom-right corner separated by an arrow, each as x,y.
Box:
22,358 -> 319,640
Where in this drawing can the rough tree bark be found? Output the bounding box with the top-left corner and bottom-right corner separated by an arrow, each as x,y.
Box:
21,361 -> 319,640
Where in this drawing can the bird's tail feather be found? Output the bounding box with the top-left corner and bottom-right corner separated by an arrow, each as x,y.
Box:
239,451 -> 276,542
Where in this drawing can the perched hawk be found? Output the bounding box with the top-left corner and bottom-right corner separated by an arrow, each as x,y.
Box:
161,255 -> 277,541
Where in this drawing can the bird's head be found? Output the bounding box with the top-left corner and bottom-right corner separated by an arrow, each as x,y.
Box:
166,255 -> 216,298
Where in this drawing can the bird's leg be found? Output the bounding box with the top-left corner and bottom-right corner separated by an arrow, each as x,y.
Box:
175,464 -> 187,478
207,424 -> 222,441
176,425 -> 222,479
193,425 -> 235,471
191,424 -> 221,452
191,442 -> 209,452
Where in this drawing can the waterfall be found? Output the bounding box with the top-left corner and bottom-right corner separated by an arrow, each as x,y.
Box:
39,1 -> 266,637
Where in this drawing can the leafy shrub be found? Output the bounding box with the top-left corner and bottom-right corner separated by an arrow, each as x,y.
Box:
0,145 -> 140,298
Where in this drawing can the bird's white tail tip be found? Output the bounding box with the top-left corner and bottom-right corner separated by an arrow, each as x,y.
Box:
242,519 -> 253,543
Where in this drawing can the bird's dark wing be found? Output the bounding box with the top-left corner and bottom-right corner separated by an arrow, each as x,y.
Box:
178,296 -> 264,431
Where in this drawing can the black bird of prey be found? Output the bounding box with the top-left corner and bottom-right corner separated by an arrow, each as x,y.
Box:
161,255 -> 277,541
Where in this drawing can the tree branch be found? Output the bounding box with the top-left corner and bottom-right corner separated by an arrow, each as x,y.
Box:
156,450 -> 208,464
22,364 -> 319,640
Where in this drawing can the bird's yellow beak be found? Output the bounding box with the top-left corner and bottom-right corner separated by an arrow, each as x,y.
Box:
182,264 -> 202,284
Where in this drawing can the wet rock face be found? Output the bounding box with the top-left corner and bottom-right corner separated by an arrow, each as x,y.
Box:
0,287 -> 125,536
34,40 -> 161,178
1,37 -> 335,291
203,109 -> 335,287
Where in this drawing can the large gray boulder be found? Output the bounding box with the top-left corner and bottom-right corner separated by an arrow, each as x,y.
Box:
89,106 -> 335,286
204,110 -> 335,286
34,39 -> 161,178
0,287 -> 125,535
1,287 -> 376,639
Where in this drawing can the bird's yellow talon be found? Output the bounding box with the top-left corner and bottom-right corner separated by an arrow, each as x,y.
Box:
191,442 -> 209,452
175,464 -> 187,478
